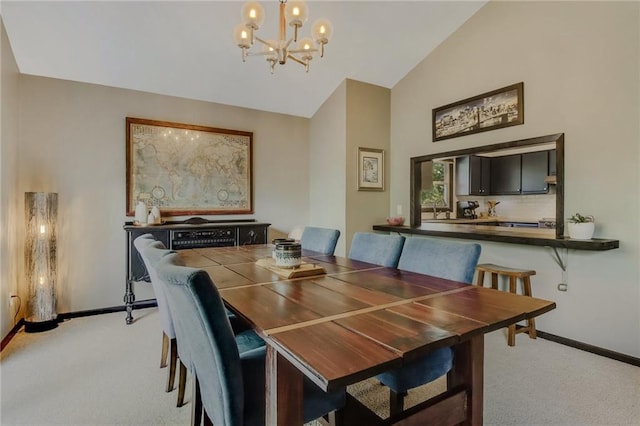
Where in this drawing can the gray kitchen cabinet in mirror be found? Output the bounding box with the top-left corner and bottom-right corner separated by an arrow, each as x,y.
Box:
411,133 -> 564,236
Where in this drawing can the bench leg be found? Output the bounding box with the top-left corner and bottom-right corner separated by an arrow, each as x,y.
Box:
523,277 -> 537,339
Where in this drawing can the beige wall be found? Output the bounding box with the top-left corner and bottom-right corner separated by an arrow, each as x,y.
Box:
1,18 -> 21,339
309,81 -> 347,255
15,76 -> 311,315
390,1 -> 639,357
345,80 -> 390,253
309,79 -> 391,256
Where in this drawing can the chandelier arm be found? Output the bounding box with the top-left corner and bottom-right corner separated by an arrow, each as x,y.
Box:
284,38 -> 294,50
287,54 -> 306,66
288,47 -> 318,54
254,36 -> 276,50
246,51 -> 276,57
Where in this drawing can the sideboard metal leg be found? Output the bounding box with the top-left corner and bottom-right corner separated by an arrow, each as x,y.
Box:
124,279 -> 135,324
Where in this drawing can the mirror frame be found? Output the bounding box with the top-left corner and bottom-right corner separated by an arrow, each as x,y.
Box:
410,133 -> 564,237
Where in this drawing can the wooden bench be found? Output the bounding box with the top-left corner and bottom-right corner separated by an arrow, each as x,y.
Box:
475,263 -> 537,346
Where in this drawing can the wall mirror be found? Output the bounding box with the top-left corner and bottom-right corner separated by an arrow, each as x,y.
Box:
410,133 -> 564,237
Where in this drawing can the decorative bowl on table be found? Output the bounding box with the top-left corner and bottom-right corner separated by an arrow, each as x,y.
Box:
386,216 -> 405,226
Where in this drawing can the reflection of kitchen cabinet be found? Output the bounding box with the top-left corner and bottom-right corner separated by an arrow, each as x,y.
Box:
521,151 -> 549,194
456,155 -> 491,195
491,154 -> 521,194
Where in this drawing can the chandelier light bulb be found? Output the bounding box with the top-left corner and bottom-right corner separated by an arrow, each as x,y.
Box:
285,1 -> 308,28
298,37 -> 315,60
233,23 -> 251,48
312,18 -> 333,44
241,2 -> 265,29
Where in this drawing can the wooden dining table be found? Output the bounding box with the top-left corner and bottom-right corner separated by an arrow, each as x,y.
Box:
178,244 -> 556,426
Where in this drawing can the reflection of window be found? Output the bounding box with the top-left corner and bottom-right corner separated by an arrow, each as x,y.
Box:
421,161 -> 452,211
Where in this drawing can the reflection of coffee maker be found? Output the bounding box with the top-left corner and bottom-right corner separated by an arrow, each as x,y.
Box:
457,201 -> 479,219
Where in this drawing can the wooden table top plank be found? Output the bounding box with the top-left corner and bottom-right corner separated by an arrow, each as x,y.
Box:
387,302 -> 488,338
236,244 -> 275,259
334,310 -> 460,361
303,254 -> 386,271
310,275 -> 404,306
372,268 -> 470,292
266,280 -> 371,317
197,249 -> 257,266
199,265 -> 255,289
461,286 -> 557,318
222,285 -> 322,330
224,262 -> 285,285
177,249 -> 220,267
301,258 -> 358,274
414,287 -> 555,331
330,269 -> 440,299
268,321 -> 402,391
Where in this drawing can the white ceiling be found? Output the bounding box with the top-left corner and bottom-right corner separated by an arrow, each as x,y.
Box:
1,1 -> 486,118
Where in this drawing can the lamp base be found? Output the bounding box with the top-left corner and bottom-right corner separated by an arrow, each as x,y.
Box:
24,319 -> 59,333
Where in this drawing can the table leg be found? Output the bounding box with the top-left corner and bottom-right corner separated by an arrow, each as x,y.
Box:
447,335 -> 484,426
266,345 -> 304,426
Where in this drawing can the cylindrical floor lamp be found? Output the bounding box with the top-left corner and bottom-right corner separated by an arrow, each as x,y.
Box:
24,192 -> 58,332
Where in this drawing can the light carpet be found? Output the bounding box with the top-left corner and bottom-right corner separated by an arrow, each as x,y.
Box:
1,308 -> 639,425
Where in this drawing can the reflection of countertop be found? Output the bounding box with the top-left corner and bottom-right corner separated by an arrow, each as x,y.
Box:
422,217 -> 539,224
373,222 -> 619,251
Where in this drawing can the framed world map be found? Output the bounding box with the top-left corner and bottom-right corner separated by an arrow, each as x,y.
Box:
126,117 -> 253,216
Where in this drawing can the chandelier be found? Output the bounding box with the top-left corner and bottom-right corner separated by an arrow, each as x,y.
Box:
233,1 -> 333,73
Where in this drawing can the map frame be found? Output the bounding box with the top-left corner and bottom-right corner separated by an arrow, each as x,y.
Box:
126,117 -> 253,216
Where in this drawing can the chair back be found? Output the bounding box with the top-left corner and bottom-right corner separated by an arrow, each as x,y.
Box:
397,237 -> 481,283
300,226 -> 341,255
348,232 -> 406,268
155,255 -> 244,426
134,234 -> 175,339
142,246 -> 199,373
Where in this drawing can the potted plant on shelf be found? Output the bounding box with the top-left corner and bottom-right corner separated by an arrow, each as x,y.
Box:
567,213 -> 595,239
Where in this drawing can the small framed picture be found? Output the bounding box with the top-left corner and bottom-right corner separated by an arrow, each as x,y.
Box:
357,147 -> 385,191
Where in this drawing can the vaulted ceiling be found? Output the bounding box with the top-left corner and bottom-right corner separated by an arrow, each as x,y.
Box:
1,1 -> 486,118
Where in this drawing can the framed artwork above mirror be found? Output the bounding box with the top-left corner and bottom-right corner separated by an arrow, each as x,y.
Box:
433,82 -> 524,142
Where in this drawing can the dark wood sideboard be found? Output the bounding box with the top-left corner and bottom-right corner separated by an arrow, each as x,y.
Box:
122,219 -> 270,324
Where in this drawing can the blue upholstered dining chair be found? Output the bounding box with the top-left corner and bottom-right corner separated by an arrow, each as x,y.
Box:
376,236 -> 482,415
347,232 -> 406,267
300,226 -> 341,255
147,249 -> 265,426
136,235 -> 260,413
133,235 -> 178,393
154,255 -> 346,426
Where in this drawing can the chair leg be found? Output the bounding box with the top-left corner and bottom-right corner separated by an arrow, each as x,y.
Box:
177,361 -> 187,407
507,276 -> 518,346
166,338 -> 177,392
523,277 -> 537,339
321,410 -> 345,426
192,375 -> 203,426
160,332 -> 169,368
389,389 -> 407,416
